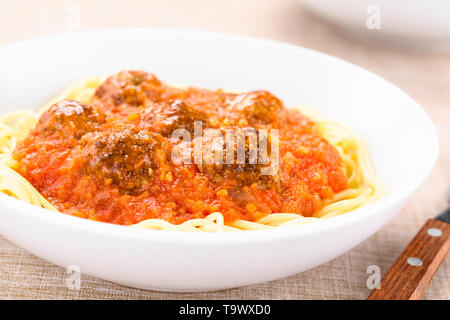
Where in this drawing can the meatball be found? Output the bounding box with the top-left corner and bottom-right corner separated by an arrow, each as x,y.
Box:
82,127 -> 171,194
202,162 -> 279,188
36,100 -> 105,139
90,70 -> 163,113
200,160 -> 280,189
140,100 -> 208,137
228,90 -> 287,127
196,127 -> 280,189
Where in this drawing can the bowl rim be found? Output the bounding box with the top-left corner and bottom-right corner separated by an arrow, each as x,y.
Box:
0,28 -> 439,244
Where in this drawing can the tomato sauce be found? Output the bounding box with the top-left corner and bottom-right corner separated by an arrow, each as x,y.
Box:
13,71 -> 347,225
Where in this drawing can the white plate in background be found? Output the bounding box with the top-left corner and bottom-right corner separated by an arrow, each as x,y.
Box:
300,0 -> 450,51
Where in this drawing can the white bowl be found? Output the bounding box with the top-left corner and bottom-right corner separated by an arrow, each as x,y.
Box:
0,29 -> 438,292
300,0 -> 450,51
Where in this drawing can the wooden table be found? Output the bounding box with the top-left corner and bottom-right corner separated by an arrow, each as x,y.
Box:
0,0 -> 449,299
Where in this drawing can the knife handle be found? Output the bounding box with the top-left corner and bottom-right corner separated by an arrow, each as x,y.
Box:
368,219 -> 450,300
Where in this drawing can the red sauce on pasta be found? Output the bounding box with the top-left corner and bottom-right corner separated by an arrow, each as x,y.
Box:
13,71 -> 347,225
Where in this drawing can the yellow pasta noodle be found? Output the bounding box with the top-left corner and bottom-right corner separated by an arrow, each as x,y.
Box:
0,77 -> 383,232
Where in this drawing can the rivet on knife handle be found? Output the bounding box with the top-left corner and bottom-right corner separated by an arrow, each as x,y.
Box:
368,218 -> 450,300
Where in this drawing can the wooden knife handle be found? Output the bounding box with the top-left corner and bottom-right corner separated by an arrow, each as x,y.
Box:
368,219 -> 450,300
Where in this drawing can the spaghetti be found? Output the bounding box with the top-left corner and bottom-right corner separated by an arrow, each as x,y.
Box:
0,74 -> 383,232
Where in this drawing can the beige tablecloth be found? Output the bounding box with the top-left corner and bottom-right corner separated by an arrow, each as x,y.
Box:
0,0 -> 449,299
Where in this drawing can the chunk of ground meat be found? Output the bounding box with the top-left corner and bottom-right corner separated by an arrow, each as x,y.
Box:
90,70 -> 163,113
140,100 -> 208,137
35,100 -> 105,139
195,127 -> 281,189
228,90 -> 287,127
81,127 -> 171,194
